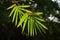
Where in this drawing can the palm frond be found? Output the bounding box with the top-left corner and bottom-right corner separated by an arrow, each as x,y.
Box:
8,4 -> 48,37
17,14 -> 28,27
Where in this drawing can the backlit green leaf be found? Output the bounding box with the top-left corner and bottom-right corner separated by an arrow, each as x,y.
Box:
12,7 -> 17,22
35,12 -> 43,15
22,9 -> 32,13
35,20 -> 48,30
39,24 -> 46,33
30,18 -> 33,36
35,28 -> 37,35
22,16 -> 28,32
18,5 -> 30,8
18,8 -> 24,15
7,4 -> 16,10
34,17 -> 45,22
17,14 -> 28,27
9,6 -> 16,17
15,10 -> 18,26
35,23 -> 42,33
28,18 -> 30,35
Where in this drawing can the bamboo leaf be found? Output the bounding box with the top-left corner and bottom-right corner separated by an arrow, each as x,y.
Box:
35,23 -> 42,33
30,18 -> 33,36
35,20 -> 48,30
18,9 -> 24,15
17,14 -> 28,27
33,22 -> 37,35
7,4 -> 16,10
22,16 -> 28,32
32,28 -> 34,36
22,9 -> 32,13
12,7 -> 17,23
15,11 -> 18,26
35,28 -> 37,35
39,26 -> 46,33
34,17 -> 45,22
18,5 -> 30,8
9,6 -> 16,17
32,20 -> 34,36
28,18 -> 30,35
35,12 -> 43,15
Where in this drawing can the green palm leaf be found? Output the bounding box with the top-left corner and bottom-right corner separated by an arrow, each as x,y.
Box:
35,19 -> 48,30
18,5 -> 30,8
9,6 -> 16,17
32,19 -> 34,36
28,18 -> 30,35
7,4 -> 16,10
12,7 -> 17,22
17,14 -> 28,27
39,26 -> 46,33
18,8 -> 24,15
35,12 -> 43,15
35,28 -> 37,35
35,23 -> 42,33
22,17 -> 28,32
36,22 -> 46,33
15,10 -> 18,26
30,18 -> 33,36
34,17 -> 45,22
8,4 -> 48,37
22,9 -> 32,13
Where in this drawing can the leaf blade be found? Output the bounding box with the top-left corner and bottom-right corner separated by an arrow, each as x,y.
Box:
17,14 -> 28,27
22,16 -> 28,32
9,6 -> 16,17
34,17 -> 45,22
15,10 -> 18,26
7,4 -> 16,10
35,12 -> 43,15
35,20 -> 48,30
18,5 -> 30,8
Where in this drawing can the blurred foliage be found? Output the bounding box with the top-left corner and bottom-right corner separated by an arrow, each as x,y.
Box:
0,0 -> 60,40
7,1 -> 48,36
